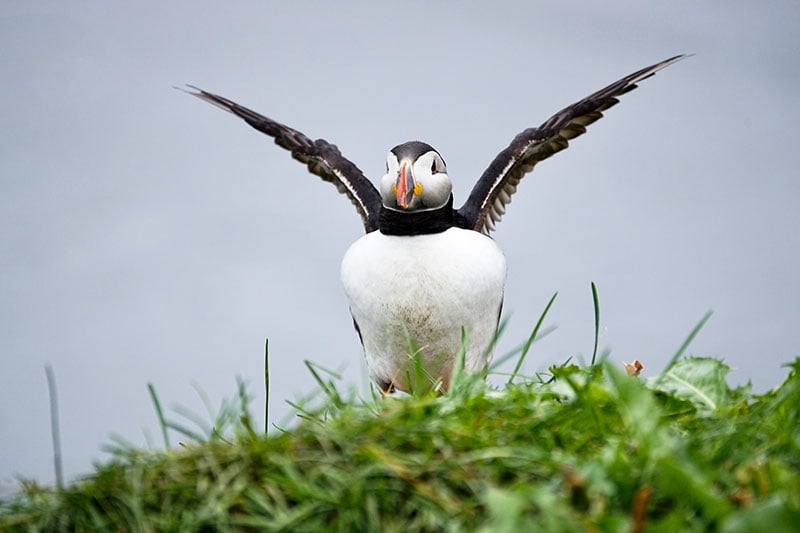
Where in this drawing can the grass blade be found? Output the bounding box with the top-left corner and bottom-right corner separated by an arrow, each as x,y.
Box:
45,364 -> 63,489
190,381 -> 217,423
508,292 -> 558,383
147,383 -> 170,449
163,421 -> 206,443
657,310 -> 714,381
400,321 -> 440,395
591,282 -> 600,366
448,327 -> 469,391
237,376 -> 256,437
304,360 -> 343,408
405,351 -> 440,396
490,325 -> 557,370
484,316 -> 509,359
264,337 -> 270,435
170,404 -> 213,438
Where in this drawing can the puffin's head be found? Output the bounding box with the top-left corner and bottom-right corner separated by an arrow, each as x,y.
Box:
380,141 -> 452,211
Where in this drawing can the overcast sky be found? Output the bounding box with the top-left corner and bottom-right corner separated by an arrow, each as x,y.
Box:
2,1 -> 798,487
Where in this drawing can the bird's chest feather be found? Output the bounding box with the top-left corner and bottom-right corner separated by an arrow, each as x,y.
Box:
341,228 -> 506,322
340,228 -> 506,382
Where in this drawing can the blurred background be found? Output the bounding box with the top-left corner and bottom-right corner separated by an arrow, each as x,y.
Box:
2,1 -> 798,488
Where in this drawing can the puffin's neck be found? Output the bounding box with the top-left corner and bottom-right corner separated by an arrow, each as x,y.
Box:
379,195 -> 455,236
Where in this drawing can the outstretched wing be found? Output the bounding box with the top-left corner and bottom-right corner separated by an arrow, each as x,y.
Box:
457,55 -> 687,234
181,86 -> 383,233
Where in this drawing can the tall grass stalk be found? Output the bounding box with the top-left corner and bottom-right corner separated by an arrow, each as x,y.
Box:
264,338 -> 269,434
508,292 -> 557,384
44,364 -> 63,490
590,281 -> 600,365
656,310 -> 714,384
147,383 -> 170,449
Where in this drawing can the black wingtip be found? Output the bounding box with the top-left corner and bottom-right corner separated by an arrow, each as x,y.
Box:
174,84 -> 206,97
176,84 -> 240,116
173,84 -> 192,92
658,53 -> 694,69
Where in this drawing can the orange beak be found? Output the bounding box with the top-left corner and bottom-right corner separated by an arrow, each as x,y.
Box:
395,162 -> 415,209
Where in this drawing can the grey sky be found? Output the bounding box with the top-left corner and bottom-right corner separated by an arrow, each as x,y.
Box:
2,2 -> 798,487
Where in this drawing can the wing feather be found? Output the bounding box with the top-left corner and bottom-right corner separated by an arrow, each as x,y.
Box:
458,55 -> 687,234
180,86 -> 382,233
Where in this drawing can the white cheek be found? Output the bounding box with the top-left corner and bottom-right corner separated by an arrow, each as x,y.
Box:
421,172 -> 452,208
380,153 -> 400,206
380,173 -> 396,205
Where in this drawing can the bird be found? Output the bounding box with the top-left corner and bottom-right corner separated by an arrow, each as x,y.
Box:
181,54 -> 686,394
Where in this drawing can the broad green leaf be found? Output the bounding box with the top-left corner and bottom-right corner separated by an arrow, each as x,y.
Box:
648,357 -> 731,414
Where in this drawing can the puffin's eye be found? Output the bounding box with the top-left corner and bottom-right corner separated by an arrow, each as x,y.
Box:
431,160 -> 438,174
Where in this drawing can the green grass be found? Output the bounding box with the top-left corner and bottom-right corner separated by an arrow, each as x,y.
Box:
2,311 -> 800,531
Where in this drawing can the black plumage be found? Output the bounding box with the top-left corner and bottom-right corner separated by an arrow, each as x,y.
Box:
181,55 -> 686,237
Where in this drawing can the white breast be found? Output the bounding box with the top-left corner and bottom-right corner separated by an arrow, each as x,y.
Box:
340,227 -> 507,391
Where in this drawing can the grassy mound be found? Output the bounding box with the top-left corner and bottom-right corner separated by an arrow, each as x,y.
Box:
2,354 -> 799,531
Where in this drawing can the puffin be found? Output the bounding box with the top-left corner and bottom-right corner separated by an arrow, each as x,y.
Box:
182,55 -> 685,393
